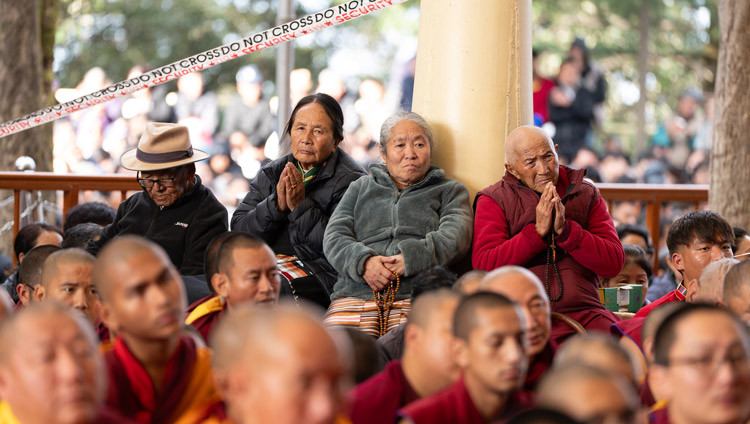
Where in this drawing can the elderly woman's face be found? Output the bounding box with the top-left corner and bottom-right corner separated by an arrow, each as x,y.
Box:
290,102 -> 338,169
381,120 -> 432,190
139,166 -> 194,207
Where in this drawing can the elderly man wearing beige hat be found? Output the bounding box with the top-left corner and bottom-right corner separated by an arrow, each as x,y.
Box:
86,123 -> 228,278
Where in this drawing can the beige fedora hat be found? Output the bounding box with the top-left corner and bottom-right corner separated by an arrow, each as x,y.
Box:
120,122 -> 209,171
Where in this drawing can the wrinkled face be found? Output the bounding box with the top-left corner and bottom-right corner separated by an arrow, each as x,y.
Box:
410,299 -> 460,391
656,312 -> 750,424
139,166 -> 193,208
102,248 -> 186,341
673,236 -> 733,284
290,102 -> 338,170
458,306 -> 528,394
603,262 -> 649,303
735,236 -> 750,261
507,134 -> 559,193
219,246 -> 281,308
43,263 -> 99,324
228,322 -> 346,424
483,276 -> 550,358
381,120 -> 432,190
552,378 -> 638,424
728,285 -> 750,326
0,313 -> 105,424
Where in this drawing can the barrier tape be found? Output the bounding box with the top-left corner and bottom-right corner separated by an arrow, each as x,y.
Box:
0,0 -> 407,139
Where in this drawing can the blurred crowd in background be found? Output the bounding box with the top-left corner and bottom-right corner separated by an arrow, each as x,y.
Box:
50,38 -> 712,246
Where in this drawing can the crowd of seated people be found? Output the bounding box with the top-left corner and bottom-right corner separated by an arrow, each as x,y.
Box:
0,94 -> 748,424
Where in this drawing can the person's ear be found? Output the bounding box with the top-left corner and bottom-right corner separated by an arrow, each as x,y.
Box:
16,284 -> 29,306
404,324 -> 420,348
505,163 -> 520,179
213,273 -> 230,299
33,286 -> 45,303
649,364 -> 672,403
554,144 -> 560,154
671,252 -> 685,277
379,147 -> 387,162
685,278 -> 700,302
451,337 -> 469,369
17,253 -> 25,263
0,367 -> 8,400
99,301 -> 120,334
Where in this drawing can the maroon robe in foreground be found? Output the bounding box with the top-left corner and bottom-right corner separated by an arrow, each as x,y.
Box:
185,295 -> 226,343
104,336 -> 221,423
635,284 -> 687,319
524,340 -> 558,391
349,360 -> 420,424
398,377 -> 532,424
648,406 -> 671,424
610,317 -> 646,351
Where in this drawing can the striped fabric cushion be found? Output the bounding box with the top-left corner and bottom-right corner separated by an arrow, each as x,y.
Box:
323,297 -> 411,338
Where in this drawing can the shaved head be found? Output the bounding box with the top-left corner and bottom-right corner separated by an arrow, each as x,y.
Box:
453,270 -> 486,295
211,303 -> 346,424
691,257 -> 737,305
504,126 -> 560,193
92,236 -> 171,301
724,260 -> 750,324
505,126 -> 554,164
554,333 -> 640,386
537,364 -> 639,424
408,288 -> 460,330
0,303 -> 105,424
41,248 -> 95,289
480,266 -> 551,357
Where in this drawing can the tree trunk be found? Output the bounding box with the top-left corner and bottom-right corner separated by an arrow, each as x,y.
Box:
0,0 -> 54,172
634,0 -> 649,156
0,0 -> 57,258
710,0 -> 750,227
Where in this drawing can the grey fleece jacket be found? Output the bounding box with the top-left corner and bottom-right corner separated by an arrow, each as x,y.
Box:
324,164 -> 473,301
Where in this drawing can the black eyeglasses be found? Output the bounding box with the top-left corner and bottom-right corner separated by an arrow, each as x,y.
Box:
137,172 -> 177,189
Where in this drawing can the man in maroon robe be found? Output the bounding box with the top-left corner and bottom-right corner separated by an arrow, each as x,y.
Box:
649,304 -> 750,424
349,289 -> 460,424
398,292 -> 532,424
473,126 -> 623,343
635,210 -> 734,319
186,232 -> 281,342
479,266 -> 557,390
537,363 -> 640,424
212,304 -> 347,424
93,236 -> 222,423
0,303 -> 132,424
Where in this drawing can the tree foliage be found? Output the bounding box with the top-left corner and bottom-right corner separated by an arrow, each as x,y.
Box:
531,0 -> 718,153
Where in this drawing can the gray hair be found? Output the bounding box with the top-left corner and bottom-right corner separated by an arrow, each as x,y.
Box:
379,110 -> 435,154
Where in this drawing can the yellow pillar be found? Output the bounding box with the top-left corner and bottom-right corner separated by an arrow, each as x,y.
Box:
412,0 -> 532,198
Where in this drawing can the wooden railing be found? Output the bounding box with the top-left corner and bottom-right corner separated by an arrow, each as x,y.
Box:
0,173 -> 710,273
0,172 -> 140,241
597,183 -> 709,272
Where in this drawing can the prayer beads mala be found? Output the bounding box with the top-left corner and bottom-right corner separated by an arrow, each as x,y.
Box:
373,274 -> 400,337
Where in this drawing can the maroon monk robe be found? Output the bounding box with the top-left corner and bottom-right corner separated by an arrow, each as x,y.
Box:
104,336 -> 216,424
349,360 -> 420,424
473,167 -> 623,344
648,406 -> 671,424
185,295 -> 226,343
610,317 -> 646,351
398,376 -> 532,424
524,340 -> 558,391
634,284 -> 687,319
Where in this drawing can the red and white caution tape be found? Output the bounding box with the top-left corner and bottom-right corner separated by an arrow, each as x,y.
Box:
0,0 -> 407,139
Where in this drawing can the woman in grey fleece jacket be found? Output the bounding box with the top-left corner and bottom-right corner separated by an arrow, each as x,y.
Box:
322,111 -> 472,337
